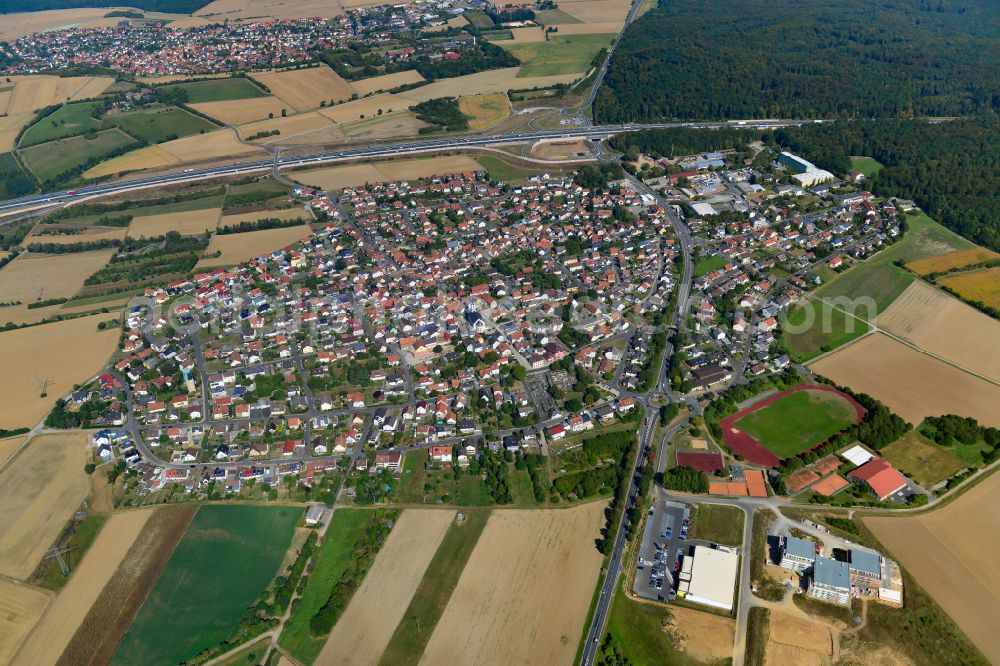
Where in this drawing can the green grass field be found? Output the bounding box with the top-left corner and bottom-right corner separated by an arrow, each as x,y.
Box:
20,128 -> 137,183
478,155 -> 553,182
378,509 -> 491,666
463,9 -> 495,28
113,505 -> 301,666
880,430 -> 965,487
782,299 -> 871,363
279,509 -> 372,664
20,102 -> 103,147
694,254 -> 727,277
534,8 -> 583,24
687,504 -> 745,547
161,77 -> 268,103
510,468 -> 539,505
850,156 -> 884,177
787,213 -> 972,360
501,34 -> 614,77
735,389 -> 858,459
603,586 -> 701,665
109,106 -> 217,143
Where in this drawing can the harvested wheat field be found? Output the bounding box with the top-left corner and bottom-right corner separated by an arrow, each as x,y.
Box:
189,97 -> 288,125
558,0 -> 631,23
4,75 -> 113,115
769,611 -> 834,658
507,27 -> 548,42
137,72 -> 231,85
219,207 -> 311,226
12,508 -> 155,666
342,112 -> 428,140
809,333 -> 1000,427
408,68 -> 582,101
939,267 -> 1000,311
556,21 -> 627,34
160,129 -> 267,163
878,281 -> 1000,384
317,93 -> 419,124
317,510 -> 455,665
866,471 -> 1000,664
128,206 -> 221,237
351,70 -> 425,96
666,605 -> 735,663
196,0 -> 349,20
0,434 -> 28,468
84,145 -> 181,178
0,579 -> 50,665
531,138 -> 594,159
0,8 -> 123,41
28,226 -> 128,245
419,503 -> 605,666
0,314 -> 119,430
253,66 -> 355,111
906,247 -> 999,276
198,223 -> 311,268
293,163 -> 384,190
459,93 -> 510,130
238,111 -> 333,141
0,112 -> 35,151
53,505 -> 196,666
0,250 -> 113,306
0,432 -> 90,579
377,155 -> 482,180
275,123 -> 346,145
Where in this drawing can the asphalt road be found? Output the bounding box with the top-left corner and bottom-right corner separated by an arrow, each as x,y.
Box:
0,120 -> 814,218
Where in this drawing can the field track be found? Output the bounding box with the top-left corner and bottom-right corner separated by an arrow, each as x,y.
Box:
720,384 -> 864,466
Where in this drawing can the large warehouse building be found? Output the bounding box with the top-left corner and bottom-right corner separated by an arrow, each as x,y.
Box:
677,545 -> 739,611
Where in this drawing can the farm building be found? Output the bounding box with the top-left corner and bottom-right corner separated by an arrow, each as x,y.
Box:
679,545 -> 738,611
808,557 -> 850,606
305,505 -> 325,525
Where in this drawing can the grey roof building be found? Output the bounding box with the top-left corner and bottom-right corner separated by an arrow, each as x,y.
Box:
809,556 -> 850,605
849,548 -> 882,583
780,536 -> 817,571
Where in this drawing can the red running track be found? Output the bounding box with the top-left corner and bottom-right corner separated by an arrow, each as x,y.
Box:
719,384 -> 865,467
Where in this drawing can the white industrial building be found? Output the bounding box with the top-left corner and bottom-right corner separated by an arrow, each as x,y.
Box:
792,170 -> 835,187
677,545 -> 738,611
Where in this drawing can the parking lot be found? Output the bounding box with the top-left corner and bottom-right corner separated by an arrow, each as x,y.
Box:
634,499 -> 693,602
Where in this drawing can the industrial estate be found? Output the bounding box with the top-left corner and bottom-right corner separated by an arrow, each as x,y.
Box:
0,0 -> 997,665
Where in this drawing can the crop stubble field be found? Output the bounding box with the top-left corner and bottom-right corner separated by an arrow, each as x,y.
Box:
127,206 -> 221,237
0,314 -> 120,429
665,606 -> 735,663
253,67 -> 356,111
0,434 -> 28,468
197,223 -> 312,268
12,508 -> 155,666
294,156 -> 482,190
877,280 -> 1000,384
0,432 -> 90,579
810,333 -> 1000,427
317,510 -> 455,665
906,247 -> 999,275
866,471 -> 1000,664
418,503 -> 605,665
0,579 -> 50,665
765,611 -> 834,665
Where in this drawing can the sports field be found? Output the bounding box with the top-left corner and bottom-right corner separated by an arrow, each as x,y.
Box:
939,266 -> 1000,310
108,106 -> 217,143
866,471 -> 1000,663
419,503 -> 605,665
724,385 -> 863,464
161,77 -> 268,104
849,156 -> 884,177
113,505 -> 301,666
499,34 -> 613,77
20,128 -> 137,182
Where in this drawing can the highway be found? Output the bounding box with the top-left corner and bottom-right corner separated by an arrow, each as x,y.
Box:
0,119 -> 814,217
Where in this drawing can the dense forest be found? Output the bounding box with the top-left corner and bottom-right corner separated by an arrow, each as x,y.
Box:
595,0 -> 1000,122
0,0 -> 211,12
771,117 -> 1000,251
